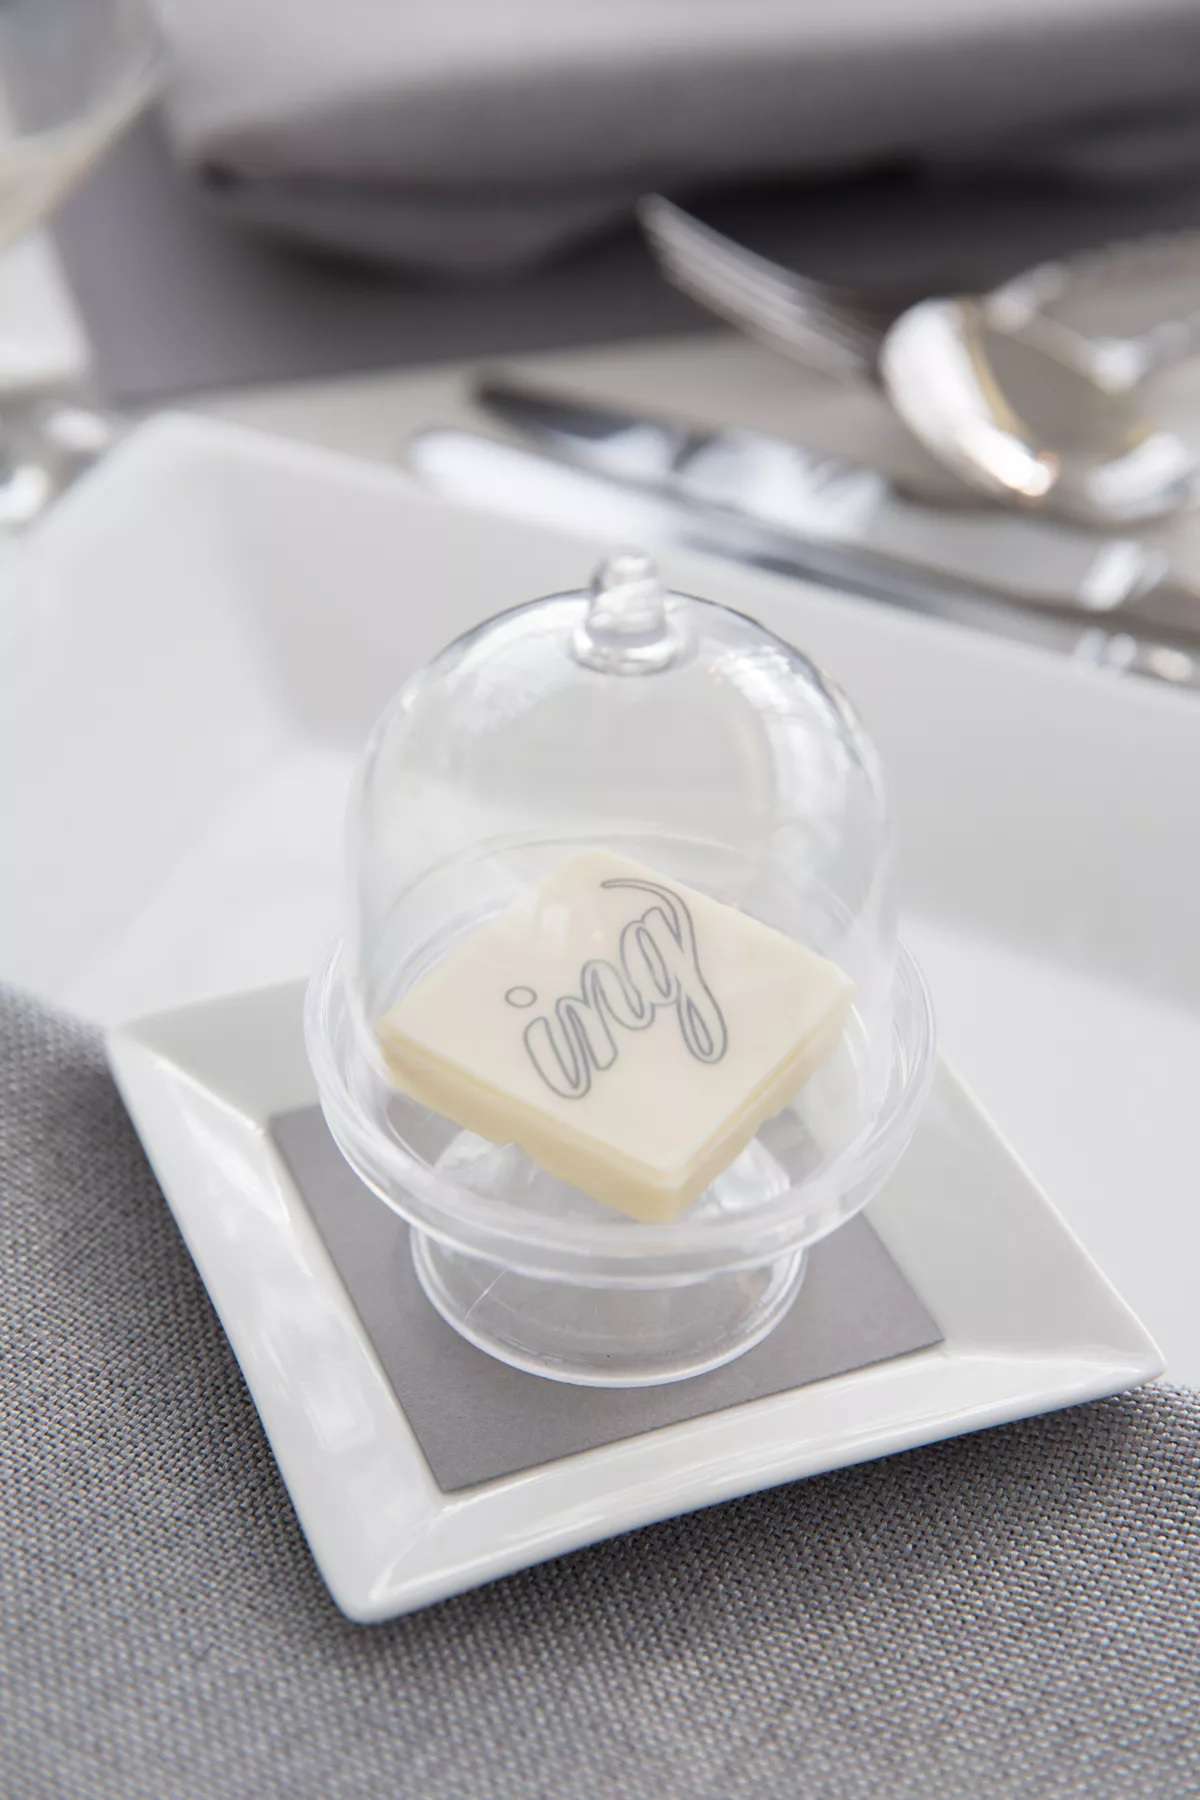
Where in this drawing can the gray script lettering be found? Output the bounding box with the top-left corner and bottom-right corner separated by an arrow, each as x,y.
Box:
518,878 -> 728,1100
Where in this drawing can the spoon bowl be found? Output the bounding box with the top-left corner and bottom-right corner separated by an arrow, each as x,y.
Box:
879,298 -> 1200,526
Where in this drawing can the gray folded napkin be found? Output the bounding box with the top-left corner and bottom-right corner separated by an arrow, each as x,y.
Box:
158,0 -> 1200,273
3,981 -> 1198,1800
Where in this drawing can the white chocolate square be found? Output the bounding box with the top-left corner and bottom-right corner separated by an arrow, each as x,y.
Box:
376,851 -> 853,1223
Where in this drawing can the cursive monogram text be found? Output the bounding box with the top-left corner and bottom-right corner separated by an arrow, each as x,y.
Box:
511,878 -> 728,1100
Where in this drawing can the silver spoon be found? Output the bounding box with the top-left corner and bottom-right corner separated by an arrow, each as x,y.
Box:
878,297 -> 1200,526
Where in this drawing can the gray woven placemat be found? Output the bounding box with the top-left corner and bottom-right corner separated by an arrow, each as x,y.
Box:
2,983 -> 1198,1800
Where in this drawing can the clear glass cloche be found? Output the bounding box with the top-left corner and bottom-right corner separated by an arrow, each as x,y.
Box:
307,553 -> 933,1387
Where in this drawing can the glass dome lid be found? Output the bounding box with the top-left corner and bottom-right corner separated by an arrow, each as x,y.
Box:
306,552 -> 933,1386
350,552 -> 894,1026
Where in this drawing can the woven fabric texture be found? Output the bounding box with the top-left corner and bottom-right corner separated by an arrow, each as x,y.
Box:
2,984 -> 1198,1800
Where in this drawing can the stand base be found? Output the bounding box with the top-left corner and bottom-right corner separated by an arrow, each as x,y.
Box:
411,1232 -> 808,1388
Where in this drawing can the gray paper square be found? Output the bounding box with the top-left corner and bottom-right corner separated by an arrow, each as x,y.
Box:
271,1106 -> 942,1491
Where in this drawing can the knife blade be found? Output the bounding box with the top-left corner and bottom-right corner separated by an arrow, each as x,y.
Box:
407,425 -> 1200,691
475,377 -> 1200,645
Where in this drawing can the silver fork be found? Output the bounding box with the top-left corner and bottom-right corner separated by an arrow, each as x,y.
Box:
640,194 -> 1200,393
638,196 -> 912,379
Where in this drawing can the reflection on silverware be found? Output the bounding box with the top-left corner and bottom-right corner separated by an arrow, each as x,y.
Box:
640,197 -> 1200,527
474,377 -> 1200,642
879,296 -> 1200,525
407,425 -> 1200,694
989,231 -> 1200,390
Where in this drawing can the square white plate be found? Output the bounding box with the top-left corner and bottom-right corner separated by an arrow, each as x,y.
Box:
4,409 -> 1197,1395
108,980 -> 1158,1622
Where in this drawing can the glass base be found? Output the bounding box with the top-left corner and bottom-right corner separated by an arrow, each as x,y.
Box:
411,1230 -> 808,1388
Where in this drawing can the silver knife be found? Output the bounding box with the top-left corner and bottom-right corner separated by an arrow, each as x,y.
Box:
407,424 -> 1200,690
475,377 -> 1200,647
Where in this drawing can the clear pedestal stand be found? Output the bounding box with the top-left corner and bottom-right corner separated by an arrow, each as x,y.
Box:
307,935 -> 933,1388
307,554 -> 935,1387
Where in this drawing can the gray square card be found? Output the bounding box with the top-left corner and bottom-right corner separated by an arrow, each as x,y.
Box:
271,1106 -> 942,1492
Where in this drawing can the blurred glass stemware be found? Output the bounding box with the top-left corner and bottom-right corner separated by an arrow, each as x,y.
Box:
0,0 -> 161,527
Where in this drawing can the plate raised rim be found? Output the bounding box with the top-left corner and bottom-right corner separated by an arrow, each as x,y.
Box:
108,979 -> 1161,1623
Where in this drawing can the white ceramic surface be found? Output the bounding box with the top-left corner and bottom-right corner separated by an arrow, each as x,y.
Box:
108,979 -> 1158,1622
4,413 -> 1198,1382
